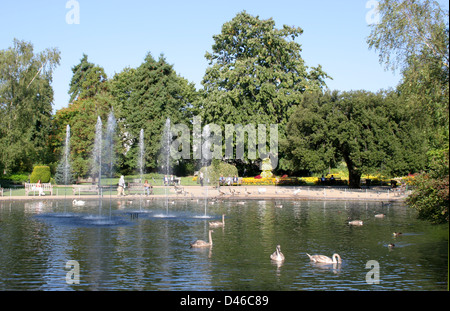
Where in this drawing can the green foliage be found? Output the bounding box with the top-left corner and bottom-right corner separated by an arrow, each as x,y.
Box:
0,39 -> 60,174
199,160 -> 238,185
197,11 -> 330,166
407,151 -> 449,224
30,165 -> 51,183
367,0 -> 449,156
111,53 -> 197,173
284,90 -> 428,187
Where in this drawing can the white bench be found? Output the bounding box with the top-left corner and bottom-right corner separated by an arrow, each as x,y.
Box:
72,185 -> 99,195
25,183 -> 53,196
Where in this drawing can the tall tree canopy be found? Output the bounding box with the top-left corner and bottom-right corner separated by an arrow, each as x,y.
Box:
283,90 -> 427,188
196,11 -> 330,169
111,53 -> 197,173
51,54 -> 112,178
367,0 -> 449,145
0,39 -> 60,174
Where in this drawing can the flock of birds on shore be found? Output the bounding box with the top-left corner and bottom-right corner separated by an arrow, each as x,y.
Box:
188,200 -> 401,265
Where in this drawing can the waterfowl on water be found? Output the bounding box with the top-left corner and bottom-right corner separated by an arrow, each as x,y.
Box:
209,214 -> 225,228
348,220 -> 363,226
306,253 -> 342,264
375,213 -> 386,218
72,199 -> 85,206
270,245 -> 285,262
388,243 -> 395,249
190,230 -> 213,248
393,232 -> 402,237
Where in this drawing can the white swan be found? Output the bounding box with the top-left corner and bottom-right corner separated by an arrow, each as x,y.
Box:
209,214 -> 225,228
190,230 -> 213,248
348,220 -> 363,226
270,245 -> 285,262
307,253 -> 342,264
72,199 -> 85,206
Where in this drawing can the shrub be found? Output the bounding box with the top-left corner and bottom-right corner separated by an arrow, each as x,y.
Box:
199,160 -> 238,185
30,165 -> 51,183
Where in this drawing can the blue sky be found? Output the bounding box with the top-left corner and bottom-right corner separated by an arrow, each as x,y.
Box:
1,0 -> 448,112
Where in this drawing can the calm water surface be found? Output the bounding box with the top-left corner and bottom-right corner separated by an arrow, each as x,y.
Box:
0,199 -> 447,291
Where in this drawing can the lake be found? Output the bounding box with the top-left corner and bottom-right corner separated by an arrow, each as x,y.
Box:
0,198 -> 447,291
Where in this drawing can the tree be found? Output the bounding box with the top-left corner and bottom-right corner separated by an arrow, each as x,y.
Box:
111,53 -> 197,173
0,39 -> 60,174
68,54 -> 108,102
51,55 -> 112,178
367,0 -> 449,146
197,11 -> 330,169
406,151 -> 449,224
284,90 -> 427,187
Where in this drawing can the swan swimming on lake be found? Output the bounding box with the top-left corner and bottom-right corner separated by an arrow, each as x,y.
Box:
190,230 -> 213,248
270,245 -> 285,262
72,199 -> 85,206
348,220 -> 363,226
209,214 -> 225,228
306,253 -> 342,264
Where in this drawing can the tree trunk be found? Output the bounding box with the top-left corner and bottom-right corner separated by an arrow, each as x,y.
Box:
345,157 -> 361,188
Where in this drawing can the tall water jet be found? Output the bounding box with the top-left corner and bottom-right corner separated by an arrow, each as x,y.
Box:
92,116 -> 103,216
160,118 -> 172,215
139,128 -> 145,182
93,116 -> 103,187
105,111 -> 117,216
63,124 -> 72,187
105,111 -> 117,182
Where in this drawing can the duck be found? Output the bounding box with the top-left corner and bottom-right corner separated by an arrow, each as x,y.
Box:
374,213 -> 386,218
270,245 -> 285,262
306,253 -> 342,264
381,201 -> 392,207
72,199 -> 85,206
209,214 -> 225,228
393,232 -> 402,237
388,243 -> 395,249
348,220 -> 363,226
190,230 -> 213,248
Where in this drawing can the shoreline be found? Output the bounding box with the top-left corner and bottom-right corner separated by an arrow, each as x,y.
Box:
0,185 -> 408,202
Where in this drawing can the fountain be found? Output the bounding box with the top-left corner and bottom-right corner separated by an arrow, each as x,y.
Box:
93,116 -> 103,189
138,128 -> 145,212
105,111 -> 117,215
63,125 -> 72,187
157,118 -> 174,217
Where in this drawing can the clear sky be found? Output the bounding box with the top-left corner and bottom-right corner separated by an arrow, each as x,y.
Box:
1,0 -> 448,112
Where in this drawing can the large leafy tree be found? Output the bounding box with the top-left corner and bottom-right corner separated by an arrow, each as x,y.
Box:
367,0 -> 449,149
197,11 -> 329,169
111,53 -> 197,173
367,0 -> 449,222
0,39 -> 60,174
51,55 -> 112,178
284,90 -> 427,188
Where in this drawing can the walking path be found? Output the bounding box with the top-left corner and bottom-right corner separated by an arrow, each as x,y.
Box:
0,185 -> 408,202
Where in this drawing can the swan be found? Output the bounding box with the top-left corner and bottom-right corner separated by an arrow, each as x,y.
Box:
72,199 -> 85,206
270,245 -> 285,262
190,230 -> 213,248
348,220 -> 363,226
307,253 -> 342,264
209,214 -> 225,228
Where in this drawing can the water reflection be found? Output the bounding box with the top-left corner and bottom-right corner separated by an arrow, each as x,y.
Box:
0,199 -> 447,290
